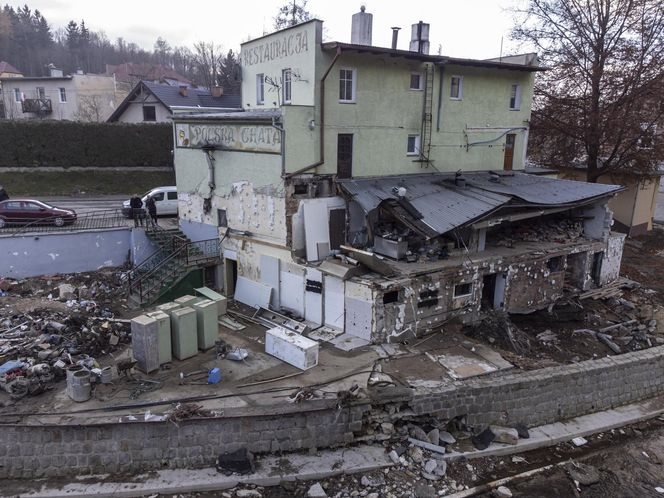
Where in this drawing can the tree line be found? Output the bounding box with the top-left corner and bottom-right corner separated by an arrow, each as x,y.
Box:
0,4 -> 240,92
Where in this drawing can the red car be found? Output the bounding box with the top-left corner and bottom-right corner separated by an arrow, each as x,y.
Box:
0,199 -> 77,228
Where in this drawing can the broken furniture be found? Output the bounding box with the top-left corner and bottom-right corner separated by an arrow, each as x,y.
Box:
265,326 -> 319,370
254,307 -> 309,334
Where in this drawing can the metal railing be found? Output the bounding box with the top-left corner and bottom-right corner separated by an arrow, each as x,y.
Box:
128,238 -> 220,305
4,208 -> 129,236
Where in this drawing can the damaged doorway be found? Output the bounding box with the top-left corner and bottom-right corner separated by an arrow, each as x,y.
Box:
566,252 -> 588,290
224,258 -> 238,298
481,273 -> 507,310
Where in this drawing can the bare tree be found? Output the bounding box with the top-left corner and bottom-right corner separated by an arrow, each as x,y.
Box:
274,0 -> 312,30
513,0 -> 664,181
193,41 -> 223,89
74,95 -> 106,122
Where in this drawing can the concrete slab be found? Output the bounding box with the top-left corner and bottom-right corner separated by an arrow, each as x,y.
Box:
5,445 -> 392,498
331,333 -> 371,351
433,346 -> 501,379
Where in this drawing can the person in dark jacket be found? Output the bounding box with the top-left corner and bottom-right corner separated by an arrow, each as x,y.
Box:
145,195 -> 158,226
129,194 -> 144,227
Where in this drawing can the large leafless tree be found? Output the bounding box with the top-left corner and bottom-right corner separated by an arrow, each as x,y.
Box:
513,0 -> 664,181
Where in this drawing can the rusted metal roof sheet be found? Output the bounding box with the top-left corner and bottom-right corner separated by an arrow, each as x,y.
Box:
337,172 -> 623,235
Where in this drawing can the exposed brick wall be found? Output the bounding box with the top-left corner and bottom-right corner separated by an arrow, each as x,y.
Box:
2,346 -> 664,479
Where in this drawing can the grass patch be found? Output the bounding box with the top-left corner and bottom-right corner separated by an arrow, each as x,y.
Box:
0,170 -> 176,196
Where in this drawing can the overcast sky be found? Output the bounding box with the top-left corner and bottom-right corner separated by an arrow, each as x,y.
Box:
25,0 -> 526,59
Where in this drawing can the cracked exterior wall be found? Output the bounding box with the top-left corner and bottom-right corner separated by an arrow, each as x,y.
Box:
369,239 -> 613,344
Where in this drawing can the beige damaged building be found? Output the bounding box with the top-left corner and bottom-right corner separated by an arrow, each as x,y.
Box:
170,13 -> 625,345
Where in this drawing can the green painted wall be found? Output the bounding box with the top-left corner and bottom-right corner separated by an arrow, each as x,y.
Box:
240,20 -> 323,108
315,53 -> 534,177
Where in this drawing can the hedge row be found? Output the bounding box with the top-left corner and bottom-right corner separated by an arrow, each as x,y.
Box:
0,121 -> 173,168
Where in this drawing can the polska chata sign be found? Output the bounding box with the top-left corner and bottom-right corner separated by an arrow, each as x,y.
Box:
175,123 -> 281,154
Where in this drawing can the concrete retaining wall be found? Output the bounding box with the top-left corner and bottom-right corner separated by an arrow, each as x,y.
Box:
0,228 -> 159,278
2,346 -> 664,479
411,346 -> 664,426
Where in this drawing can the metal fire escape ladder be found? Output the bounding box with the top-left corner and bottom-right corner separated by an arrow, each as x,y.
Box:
417,63 -> 435,166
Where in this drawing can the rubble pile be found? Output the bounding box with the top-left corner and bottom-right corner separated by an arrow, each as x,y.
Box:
493,217 -> 583,247
0,270 -> 130,400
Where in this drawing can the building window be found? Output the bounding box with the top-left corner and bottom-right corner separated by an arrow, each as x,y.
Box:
547,256 -> 564,272
143,106 -> 156,122
59,88 -> 67,103
217,209 -> 228,228
13,88 -> 21,102
509,84 -> 522,110
282,68 -> 291,104
256,73 -> 264,105
337,134 -> 353,178
450,76 -> 463,100
36,87 -> 45,99
383,290 -> 400,304
454,283 -> 473,298
407,134 -> 421,155
410,72 -> 423,90
339,68 -> 356,103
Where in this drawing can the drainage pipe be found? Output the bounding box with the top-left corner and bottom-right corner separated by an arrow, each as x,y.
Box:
284,46 -> 342,178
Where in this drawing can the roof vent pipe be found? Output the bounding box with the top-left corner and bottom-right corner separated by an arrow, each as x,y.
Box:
351,5 -> 373,46
409,21 -> 430,54
391,27 -> 401,50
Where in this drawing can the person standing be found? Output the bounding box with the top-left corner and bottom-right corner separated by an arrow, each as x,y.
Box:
145,195 -> 158,227
129,194 -> 143,228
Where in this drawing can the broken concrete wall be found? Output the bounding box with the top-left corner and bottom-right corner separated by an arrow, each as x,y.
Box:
599,232 -> 626,285
179,183 -> 288,246
503,258 -> 565,313
0,228 -> 141,278
579,201 -> 613,242
369,240 -> 613,343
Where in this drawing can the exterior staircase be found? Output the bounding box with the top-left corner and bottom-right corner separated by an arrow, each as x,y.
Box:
127,225 -> 220,308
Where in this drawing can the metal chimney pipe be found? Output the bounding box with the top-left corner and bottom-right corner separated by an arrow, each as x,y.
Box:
391,27 -> 401,50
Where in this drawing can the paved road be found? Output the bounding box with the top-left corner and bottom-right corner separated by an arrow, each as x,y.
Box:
39,195 -> 128,214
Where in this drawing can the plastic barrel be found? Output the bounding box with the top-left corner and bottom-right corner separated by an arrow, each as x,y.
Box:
68,370 -> 91,402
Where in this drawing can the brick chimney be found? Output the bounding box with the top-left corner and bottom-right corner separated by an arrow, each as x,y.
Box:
211,86 -> 224,97
179,85 -> 188,97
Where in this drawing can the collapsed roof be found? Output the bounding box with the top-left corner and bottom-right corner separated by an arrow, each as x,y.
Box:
337,171 -> 624,237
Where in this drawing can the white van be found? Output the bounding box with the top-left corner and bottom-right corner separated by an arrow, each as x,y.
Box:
123,186 -> 178,217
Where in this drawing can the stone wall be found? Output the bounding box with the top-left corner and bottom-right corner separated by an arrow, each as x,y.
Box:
411,345 -> 664,427
0,401 -> 368,479
3,346 -> 664,479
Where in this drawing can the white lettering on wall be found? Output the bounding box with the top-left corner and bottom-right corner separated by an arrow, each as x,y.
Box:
241,29 -> 309,66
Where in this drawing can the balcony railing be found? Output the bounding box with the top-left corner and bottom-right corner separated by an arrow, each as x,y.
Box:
21,98 -> 52,114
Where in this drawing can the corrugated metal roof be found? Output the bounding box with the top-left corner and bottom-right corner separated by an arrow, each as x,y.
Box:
463,172 -> 623,205
338,174 -> 511,235
337,172 -> 623,236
